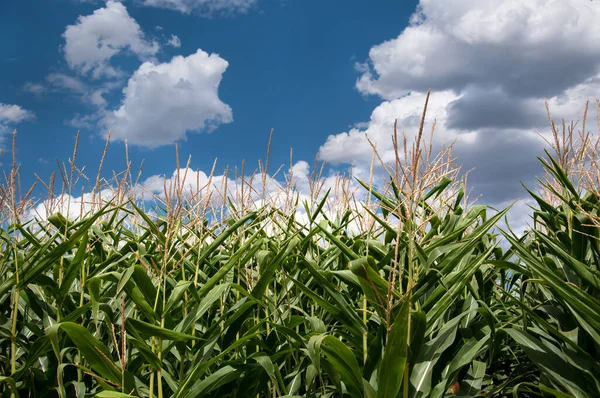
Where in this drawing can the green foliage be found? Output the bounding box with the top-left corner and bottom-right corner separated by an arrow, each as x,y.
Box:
1,147 -> 600,398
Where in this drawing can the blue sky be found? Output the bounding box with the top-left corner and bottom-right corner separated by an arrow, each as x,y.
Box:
1,0 -> 600,230
1,0 -> 415,185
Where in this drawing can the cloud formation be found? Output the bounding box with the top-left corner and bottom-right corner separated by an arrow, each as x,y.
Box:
356,0 -> 600,100
0,103 -> 35,146
138,162 -> 369,235
23,73 -> 123,113
321,0 -> 600,207
23,82 -> 46,95
0,104 -> 35,125
140,0 -> 257,15
167,34 -> 182,48
103,49 -> 233,147
63,0 -> 159,79
0,104 -> 35,135
319,91 -> 468,166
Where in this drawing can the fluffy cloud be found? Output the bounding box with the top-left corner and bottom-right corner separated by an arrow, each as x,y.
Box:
0,104 -> 35,139
25,162 -> 370,241
322,0 -> 600,208
317,88 -> 594,204
167,34 -> 182,48
290,160 -> 310,181
319,91 -> 473,167
63,0 -> 159,79
357,0 -> 600,100
103,49 -> 233,147
140,0 -> 257,15
137,162 -> 372,236
25,190 -> 115,223
0,103 -> 35,149
0,104 -> 35,125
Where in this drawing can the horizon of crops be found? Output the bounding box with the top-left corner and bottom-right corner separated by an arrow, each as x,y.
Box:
1,96 -> 600,397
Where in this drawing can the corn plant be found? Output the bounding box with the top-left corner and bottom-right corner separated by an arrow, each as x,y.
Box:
0,99 -> 598,397
498,101 -> 600,397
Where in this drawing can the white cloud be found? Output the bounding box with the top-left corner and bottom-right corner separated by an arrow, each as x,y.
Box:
357,0 -> 600,100
290,160 -> 310,181
63,0 -> 159,79
0,103 -> 35,146
323,0 -> 600,209
23,189 -> 154,237
46,73 -> 88,93
167,34 -> 182,48
140,167 -> 232,201
318,91 -> 475,167
544,76 -> 600,125
137,163 -> 373,236
67,112 -> 103,130
26,190 -> 115,222
140,0 -> 257,15
317,88 -> 600,205
0,104 -> 35,125
103,49 -> 233,147
23,82 -> 46,95
23,163 -> 371,242
23,73 -> 123,114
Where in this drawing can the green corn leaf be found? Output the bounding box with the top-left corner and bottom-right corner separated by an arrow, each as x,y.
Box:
321,335 -> 365,398
377,294 -> 410,398
126,318 -> 201,341
165,280 -> 192,313
47,322 -> 135,392
197,230 -> 263,300
410,311 -> 472,398
175,331 -> 262,398
182,365 -> 242,397
58,232 -> 89,300
506,328 -> 591,398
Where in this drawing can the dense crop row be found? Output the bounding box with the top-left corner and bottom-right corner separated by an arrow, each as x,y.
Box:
1,100 -> 599,397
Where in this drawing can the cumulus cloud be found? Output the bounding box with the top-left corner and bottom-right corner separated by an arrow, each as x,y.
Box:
167,34 -> 182,48
356,0 -> 600,100
319,91 -> 475,166
137,162 -> 373,236
0,103 -> 35,147
0,103 -> 35,136
0,104 -> 35,125
103,49 -> 233,147
323,0 -> 600,209
140,0 -> 257,16
290,160 -> 310,181
24,162 -> 370,242
25,190 -> 115,223
445,85 -> 549,130
318,87 -> 599,204
62,0 -> 159,79
317,89 -> 588,204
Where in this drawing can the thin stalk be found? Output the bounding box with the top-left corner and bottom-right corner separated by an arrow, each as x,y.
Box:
9,132 -> 20,398
149,343 -> 155,398
363,295 -> 368,365
77,254 -> 86,383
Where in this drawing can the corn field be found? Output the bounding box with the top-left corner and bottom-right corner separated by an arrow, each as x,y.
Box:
1,98 -> 600,397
